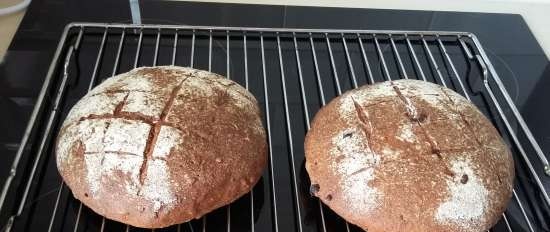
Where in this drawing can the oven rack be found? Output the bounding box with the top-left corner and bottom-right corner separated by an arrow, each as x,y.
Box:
0,23 -> 549,232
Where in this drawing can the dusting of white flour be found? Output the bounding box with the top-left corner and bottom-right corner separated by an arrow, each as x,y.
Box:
396,123 -> 416,143
102,119 -> 150,155
338,82 -> 394,120
85,152 -> 143,195
331,128 -> 381,212
152,126 -> 182,159
140,159 -> 177,211
63,93 -> 127,125
80,120 -> 179,211
87,68 -> 158,96
436,158 -> 488,229
76,117 -> 178,209
56,119 -> 111,167
122,91 -> 166,119
60,67 -> 183,212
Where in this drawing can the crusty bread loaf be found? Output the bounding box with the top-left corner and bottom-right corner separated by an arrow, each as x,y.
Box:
56,66 -> 267,228
305,79 -> 514,232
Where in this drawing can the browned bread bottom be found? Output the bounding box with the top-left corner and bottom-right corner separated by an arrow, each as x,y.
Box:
305,79 -> 514,232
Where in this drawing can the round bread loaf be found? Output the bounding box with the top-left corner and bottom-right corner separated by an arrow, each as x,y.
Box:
305,79 -> 514,232
56,66 -> 267,228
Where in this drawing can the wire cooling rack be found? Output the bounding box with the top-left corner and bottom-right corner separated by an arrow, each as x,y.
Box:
0,23 -> 549,232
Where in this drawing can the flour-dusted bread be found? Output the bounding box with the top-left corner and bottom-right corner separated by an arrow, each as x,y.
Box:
56,66 -> 267,228
305,79 -> 514,232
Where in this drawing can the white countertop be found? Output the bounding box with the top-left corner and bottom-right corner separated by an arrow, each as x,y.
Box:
173,0 -> 550,59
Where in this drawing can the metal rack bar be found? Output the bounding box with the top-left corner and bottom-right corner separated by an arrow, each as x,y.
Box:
293,33 -> 311,129
374,34 -> 391,81
502,213 -> 513,232
436,36 -> 470,101
226,31 -> 230,79
244,33 -> 249,90
242,33 -> 255,232
47,183 -> 64,232
226,204 -> 231,232
65,22 -> 474,36
89,28 -> 108,90
276,33 -> 304,232
113,29 -> 126,75
325,33 -> 342,94
260,33 -> 280,232
421,36 -> 447,87
225,30 -> 232,232
153,29 -> 161,66
405,34 -> 426,81
134,30 -> 143,68
73,203 -> 83,232
459,37 -> 474,60
202,216 -> 206,232
357,34 -> 374,84
475,54 -> 550,207
470,35 -> 550,174
190,30 -> 196,68
512,190 -> 535,232
208,30 -> 213,72
389,35 -> 408,79
172,30 -> 178,65
100,218 -> 106,232
308,33 -> 328,232
390,36 -> 409,82
342,35 -> 359,89
374,34 -> 390,81
113,30 -> 126,75
309,34 -> 326,104
341,34 -> 358,88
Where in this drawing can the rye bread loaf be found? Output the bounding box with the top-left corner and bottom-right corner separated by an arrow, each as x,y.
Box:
56,66 -> 267,228
305,79 -> 514,232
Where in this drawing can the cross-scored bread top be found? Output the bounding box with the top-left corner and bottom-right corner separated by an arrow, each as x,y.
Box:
305,79 -> 515,232
56,66 -> 266,228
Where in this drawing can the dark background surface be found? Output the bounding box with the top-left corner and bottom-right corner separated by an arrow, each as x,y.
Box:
0,0 -> 549,231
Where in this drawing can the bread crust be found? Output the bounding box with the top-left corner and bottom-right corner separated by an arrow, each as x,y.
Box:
305,79 -> 514,232
56,66 -> 267,228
